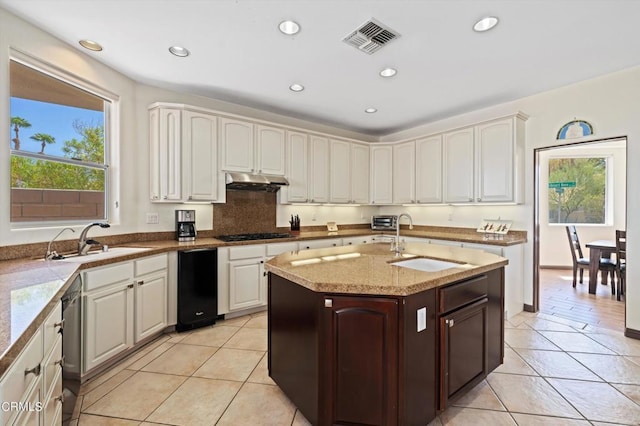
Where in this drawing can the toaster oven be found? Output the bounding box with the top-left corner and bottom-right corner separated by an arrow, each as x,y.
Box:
371,215 -> 398,230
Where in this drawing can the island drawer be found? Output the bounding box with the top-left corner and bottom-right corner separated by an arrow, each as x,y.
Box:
439,275 -> 488,314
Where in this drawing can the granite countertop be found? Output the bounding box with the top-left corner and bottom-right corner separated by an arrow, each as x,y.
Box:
0,226 -> 524,377
265,242 -> 508,296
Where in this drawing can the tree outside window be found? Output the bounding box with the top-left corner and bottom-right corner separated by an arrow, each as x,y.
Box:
548,157 -> 607,224
9,58 -> 110,223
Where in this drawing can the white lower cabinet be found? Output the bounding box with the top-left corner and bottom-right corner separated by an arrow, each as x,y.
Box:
0,303 -> 63,426
83,282 -> 134,373
462,242 -> 524,319
299,238 -> 342,250
214,245 -> 266,314
342,236 -> 372,245
82,254 -> 168,375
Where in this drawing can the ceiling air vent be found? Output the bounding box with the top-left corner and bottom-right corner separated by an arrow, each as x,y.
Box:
343,18 -> 400,54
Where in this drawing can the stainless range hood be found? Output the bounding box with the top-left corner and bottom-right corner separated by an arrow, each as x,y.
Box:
225,172 -> 289,192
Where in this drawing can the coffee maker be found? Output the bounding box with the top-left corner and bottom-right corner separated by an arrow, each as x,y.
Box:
175,210 -> 197,242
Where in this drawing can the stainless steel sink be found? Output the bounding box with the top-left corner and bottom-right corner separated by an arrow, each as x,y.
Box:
51,247 -> 152,263
393,257 -> 467,272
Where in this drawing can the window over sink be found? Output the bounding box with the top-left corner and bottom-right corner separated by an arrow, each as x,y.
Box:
9,53 -> 117,225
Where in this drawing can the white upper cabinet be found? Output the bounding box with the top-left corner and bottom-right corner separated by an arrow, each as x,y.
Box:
392,141 -> 416,204
370,145 -> 393,204
443,127 -> 475,203
150,107 -> 182,202
415,135 -> 443,203
182,110 -> 222,202
330,139 -> 351,203
255,125 -> 285,175
350,143 -> 370,204
443,114 -> 527,204
309,135 -> 330,203
220,120 -> 285,175
219,117 -> 255,172
149,104 -> 224,203
279,131 -> 309,203
475,119 -> 517,203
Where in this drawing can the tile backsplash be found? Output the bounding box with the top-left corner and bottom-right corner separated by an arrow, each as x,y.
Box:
212,190 -> 277,235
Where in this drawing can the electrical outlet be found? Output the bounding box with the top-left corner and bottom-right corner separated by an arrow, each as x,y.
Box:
146,213 -> 159,224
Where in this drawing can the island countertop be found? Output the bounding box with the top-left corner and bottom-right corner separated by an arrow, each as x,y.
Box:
265,242 -> 508,296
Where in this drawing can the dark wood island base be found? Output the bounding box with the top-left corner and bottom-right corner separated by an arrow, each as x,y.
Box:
268,267 -> 504,426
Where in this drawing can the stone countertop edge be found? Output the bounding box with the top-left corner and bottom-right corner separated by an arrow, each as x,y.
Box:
0,228 -> 523,377
264,243 -> 509,296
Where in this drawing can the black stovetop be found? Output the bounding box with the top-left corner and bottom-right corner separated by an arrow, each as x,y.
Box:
216,232 -> 292,242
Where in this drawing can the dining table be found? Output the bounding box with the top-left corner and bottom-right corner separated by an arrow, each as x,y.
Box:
585,239 -> 616,294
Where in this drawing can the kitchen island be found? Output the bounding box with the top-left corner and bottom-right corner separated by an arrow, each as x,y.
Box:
265,242 -> 507,426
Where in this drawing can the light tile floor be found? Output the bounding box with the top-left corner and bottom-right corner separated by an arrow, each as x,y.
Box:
71,310 -> 640,425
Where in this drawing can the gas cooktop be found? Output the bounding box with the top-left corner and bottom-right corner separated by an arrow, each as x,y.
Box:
216,232 -> 292,242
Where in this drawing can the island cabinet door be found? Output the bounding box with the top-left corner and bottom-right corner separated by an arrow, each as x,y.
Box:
322,296 -> 399,426
439,297 -> 488,409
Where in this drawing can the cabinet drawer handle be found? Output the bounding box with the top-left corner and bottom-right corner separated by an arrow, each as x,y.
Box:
196,312 -> 204,316
54,319 -> 65,333
138,280 -> 145,286
263,271 -> 267,277
477,198 -> 481,202
127,284 -> 134,289
25,363 -> 41,377
163,195 -> 168,200
446,319 -> 455,327
55,356 -> 65,368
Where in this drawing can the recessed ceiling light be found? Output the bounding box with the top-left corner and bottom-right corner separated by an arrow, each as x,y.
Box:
473,16 -> 499,32
79,40 -> 103,51
169,46 -> 190,57
365,108 -> 377,114
379,67 -> 397,78
279,20 -> 300,35
289,83 -> 305,92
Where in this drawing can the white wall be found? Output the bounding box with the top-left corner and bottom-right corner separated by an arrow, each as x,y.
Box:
277,204 -> 378,229
539,142 -> 626,267
0,8 -> 137,245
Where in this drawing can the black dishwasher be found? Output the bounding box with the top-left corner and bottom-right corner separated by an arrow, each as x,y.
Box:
177,248 -> 218,332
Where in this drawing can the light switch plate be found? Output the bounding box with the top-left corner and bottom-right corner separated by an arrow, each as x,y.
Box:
146,213 -> 159,224
417,307 -> 426,332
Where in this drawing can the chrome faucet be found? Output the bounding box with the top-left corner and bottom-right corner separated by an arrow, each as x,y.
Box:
78,222 -> 110,255
392,213 -> 414,257
45,227 -> 75,260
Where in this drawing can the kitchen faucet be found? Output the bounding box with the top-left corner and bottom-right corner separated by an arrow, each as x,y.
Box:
78,222 -> 110,255
393,213 -> 413,257
44,227 -> 75,260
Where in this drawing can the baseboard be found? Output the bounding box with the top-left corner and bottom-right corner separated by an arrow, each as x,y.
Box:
523,304 -> 535,312
625,328 -> 640,340
539,265 -> 572,270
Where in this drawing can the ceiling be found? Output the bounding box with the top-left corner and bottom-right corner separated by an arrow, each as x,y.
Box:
2,0 -> 640,137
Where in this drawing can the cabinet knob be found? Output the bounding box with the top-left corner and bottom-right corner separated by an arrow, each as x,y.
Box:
324,298 -> 333,308
446,319 -> 455,327
55,356 -> 65,368
127,284 -> 134,289
372,201 -> 375,204
468,198 -> 473,202
54,319 -> 65,333
477,198 -> 481,202
163,195 -> 168,200
188,196 -> 193,200
138,280 -> 145,286
24,363 -> 41,377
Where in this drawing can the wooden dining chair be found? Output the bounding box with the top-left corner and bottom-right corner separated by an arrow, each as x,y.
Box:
565,225 -> 615,288
615,230 -> 626,301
